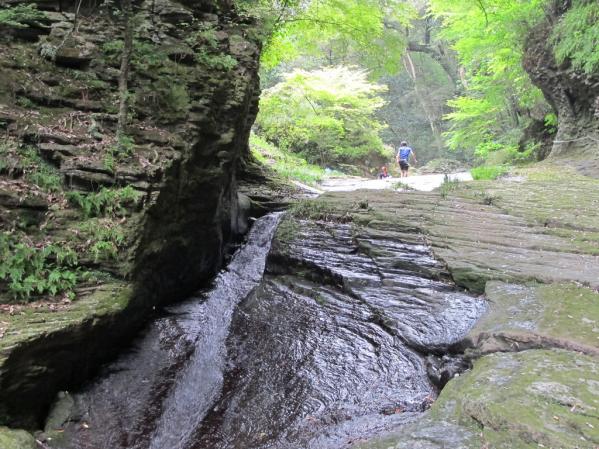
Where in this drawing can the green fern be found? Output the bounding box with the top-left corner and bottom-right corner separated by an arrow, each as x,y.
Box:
0,4 -> 45,28
0,235 -> 79,301
552,0 -> 599,74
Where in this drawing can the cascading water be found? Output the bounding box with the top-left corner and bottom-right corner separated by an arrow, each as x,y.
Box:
49,213 -> 486,449
50,213 -> 283,449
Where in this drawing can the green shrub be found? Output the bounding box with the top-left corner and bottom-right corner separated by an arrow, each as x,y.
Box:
438,175 -> 461,198
16,146 -> 63,192
26,164 -> 62,192
66,186 -> 140,218
256,66 -> 388,168
104,134 -> 135,171
136,78 -> 190,121
103,152 -> 116,173
470,165 -> 509,180
185,24 -> 238,71
16,96 -> 36,108
195,51 -> 238,71
250,133 -> 326,185
0,235 -> 78,301
393,181 -> 414,191
0,4 -> 45,28
474,141 -> 534,166
102,40 -> 167,70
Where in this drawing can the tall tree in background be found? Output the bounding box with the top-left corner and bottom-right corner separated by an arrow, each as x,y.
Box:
116,0 -> 133,141
428,0 -> 549,160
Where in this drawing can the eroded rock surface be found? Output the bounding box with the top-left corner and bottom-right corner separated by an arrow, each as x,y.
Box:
325,170 -> 599,448
45,211 -> 485,449
0,0 -> 263,433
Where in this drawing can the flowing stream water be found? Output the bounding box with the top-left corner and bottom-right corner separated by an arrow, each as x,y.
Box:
50,210 -> 486,449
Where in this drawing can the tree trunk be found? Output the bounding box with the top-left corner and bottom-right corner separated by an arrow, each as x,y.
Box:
116,0 -> 133,140
402,52 -> 444,150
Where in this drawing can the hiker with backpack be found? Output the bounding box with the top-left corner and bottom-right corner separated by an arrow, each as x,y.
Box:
396,141 -> 417,178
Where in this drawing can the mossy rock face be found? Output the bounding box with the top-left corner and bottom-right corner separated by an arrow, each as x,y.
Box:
0,427 -> 36,449
0,0 -> 265,429
356,349 -> 599,449
0,284 -> 135,427
433,349 -> 599,448
466,282 -> 599,355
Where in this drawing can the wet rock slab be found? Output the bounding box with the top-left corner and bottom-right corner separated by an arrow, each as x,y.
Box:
44,213 -> 485,449
190,217 -> 485,448
324,171 -> 599,449
34,171 -> 599,448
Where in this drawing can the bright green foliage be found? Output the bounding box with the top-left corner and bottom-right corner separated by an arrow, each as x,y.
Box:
0,235 -> 78,301
78,219 -> 126,262
471,165 -> 509,180
256,66 -> 388,167
552,0 -> 599,74
260,0 -> 415,76
0,4 -> 45,28
66,186 -> 140,218
429,0 -> 547,157
250,133 -> 326,185
474,141 -> 535,165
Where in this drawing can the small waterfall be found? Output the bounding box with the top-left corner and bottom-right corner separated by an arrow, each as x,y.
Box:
147,213 -> 283,449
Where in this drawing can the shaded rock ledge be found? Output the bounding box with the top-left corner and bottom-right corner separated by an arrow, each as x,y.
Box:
0,0 -> 268,435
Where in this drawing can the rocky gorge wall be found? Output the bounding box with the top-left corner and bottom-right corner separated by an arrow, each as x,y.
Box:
523,0 -> 599,175
0,0 -> 262,430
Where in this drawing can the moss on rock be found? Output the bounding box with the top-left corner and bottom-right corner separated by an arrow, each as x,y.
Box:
356,349 -> 599,448
433,349 -> 599,448
0,427 -> 36,449
465,282 -> 599,356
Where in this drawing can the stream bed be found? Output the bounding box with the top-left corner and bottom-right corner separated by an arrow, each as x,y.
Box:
48,212 -> 486,449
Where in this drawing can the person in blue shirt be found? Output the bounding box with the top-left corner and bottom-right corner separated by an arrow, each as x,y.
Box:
396,141 -> 417,178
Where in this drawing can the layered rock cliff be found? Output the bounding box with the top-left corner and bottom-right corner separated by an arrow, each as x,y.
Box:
523,0 -> 599,174
0,0 -> 262,429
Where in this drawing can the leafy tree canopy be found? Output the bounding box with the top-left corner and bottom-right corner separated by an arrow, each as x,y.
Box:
429,0 -> 548,156
253,0 -> 416,77
255,66 -> 390,169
